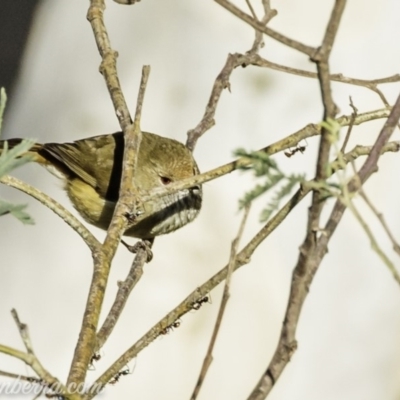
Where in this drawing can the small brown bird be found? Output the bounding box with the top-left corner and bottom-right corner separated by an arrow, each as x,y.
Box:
1,132 -> 202,238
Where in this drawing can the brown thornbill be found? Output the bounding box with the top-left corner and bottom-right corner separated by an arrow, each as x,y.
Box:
0,131 -> 202,238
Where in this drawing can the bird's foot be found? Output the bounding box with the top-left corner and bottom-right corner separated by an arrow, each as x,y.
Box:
122,238 -> 154,262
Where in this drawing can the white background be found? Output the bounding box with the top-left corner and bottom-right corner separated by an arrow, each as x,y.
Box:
1,1 -> 400,399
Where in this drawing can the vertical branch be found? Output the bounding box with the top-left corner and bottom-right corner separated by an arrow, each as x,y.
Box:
308,0 -> 346,231
356,92 -> 400,183
67,0 -> 148,388
313,0 -> 346,169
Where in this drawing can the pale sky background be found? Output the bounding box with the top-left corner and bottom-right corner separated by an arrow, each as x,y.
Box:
1,1 -> 400,399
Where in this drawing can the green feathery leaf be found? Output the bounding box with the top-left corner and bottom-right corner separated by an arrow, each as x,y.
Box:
0,87 -> 35,224
0,199 -> 35,225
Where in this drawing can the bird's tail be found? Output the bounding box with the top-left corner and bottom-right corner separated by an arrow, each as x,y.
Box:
0,139 -> 47,164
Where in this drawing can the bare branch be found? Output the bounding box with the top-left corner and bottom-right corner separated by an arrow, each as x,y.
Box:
240,55 -> 400,94
340,97 -> 358,153
309,0 -> 346,236
157,108 -> 391,202
0,175 -> 99,252
95,241 -> 149,352
357,93 -> 400,183
0,310 -> 73,399
359,189 -> 400,257
11,309 -> 34,354
246,0 -> 277,54
214,0 -> 315,56
190,206 -> 250,400
344,194 -> 400,284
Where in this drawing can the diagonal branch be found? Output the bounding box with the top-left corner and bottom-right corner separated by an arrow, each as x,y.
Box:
245,0 -> 277,54
359,189 -> 400,257
0,310 -> 75,399
190,206 -> 250,400
0,175 -> 99,252
214,0 -> 315,56
94,242 -> 149,352
154,108 -> 391,202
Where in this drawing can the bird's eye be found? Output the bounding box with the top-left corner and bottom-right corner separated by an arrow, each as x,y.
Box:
160,176 -> 172,185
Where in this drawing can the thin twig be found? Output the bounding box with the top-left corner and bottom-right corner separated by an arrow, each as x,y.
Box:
234,53 -> 400,109
357,93 -> 400,184
155,107 -> 391,202
95,242 -> 149,352
190,206 -> 250,400
0,176 -> 99,252
246,0 -> 277,55
214,0 -> 315,56
340,97 -> 358,153
245,0 -> 257,19
334,154 -> 400,283
308,0 -> 346,237
0,369 -> 39,382
186,53 -> 238,151
241,55 -> 400,86
359,189 -> 400,257
0,311 -> 74,399
0,369 -> 47,399
330,141 -> 400,175
11,309 -> 34,354
344,192 -> 400,284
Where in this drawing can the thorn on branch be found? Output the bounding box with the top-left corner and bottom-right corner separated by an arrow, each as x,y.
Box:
122,238 -> 154,262
11,309 -> 34,354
